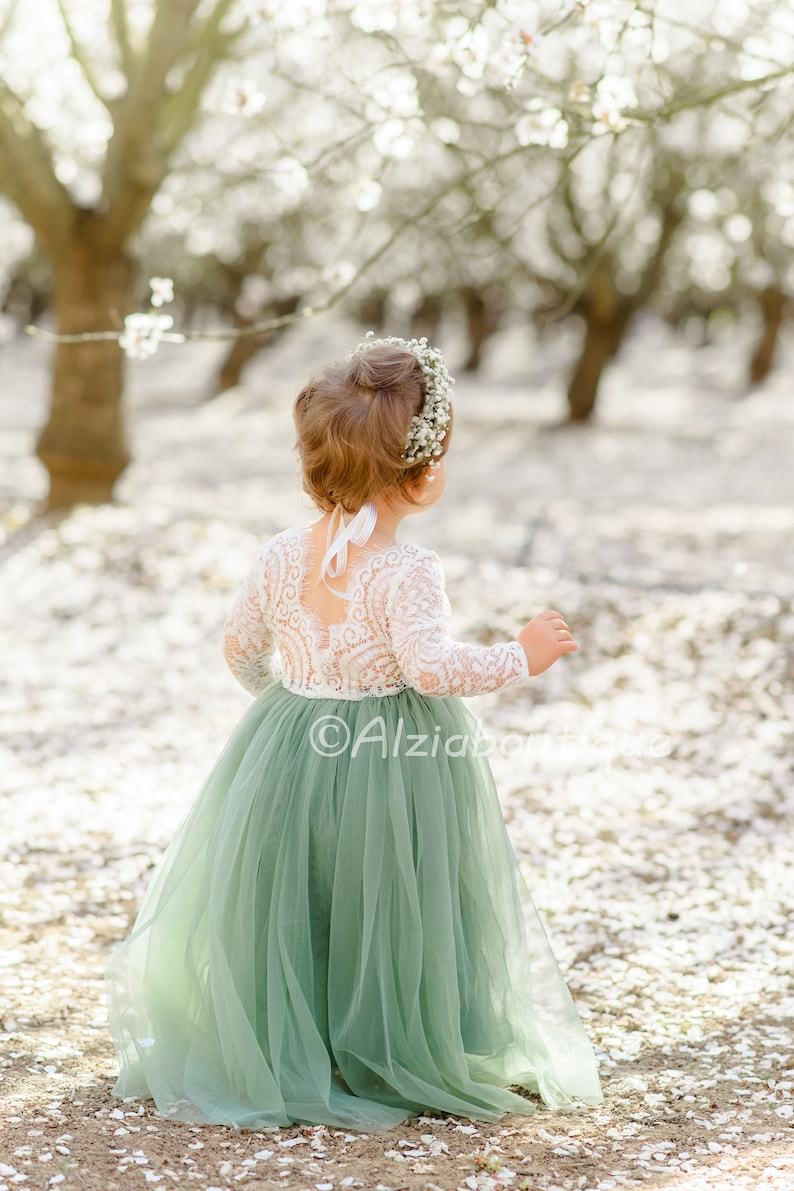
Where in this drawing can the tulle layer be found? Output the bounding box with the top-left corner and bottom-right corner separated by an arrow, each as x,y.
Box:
106,683 -> 602,1130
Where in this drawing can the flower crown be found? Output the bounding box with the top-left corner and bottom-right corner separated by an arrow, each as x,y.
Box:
347,331 -> 453,469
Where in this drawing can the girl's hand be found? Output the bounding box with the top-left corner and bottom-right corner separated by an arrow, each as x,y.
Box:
517,610 -> 578,676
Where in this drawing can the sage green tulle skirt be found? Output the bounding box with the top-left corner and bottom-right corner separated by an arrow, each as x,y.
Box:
106,683 -> 602,1130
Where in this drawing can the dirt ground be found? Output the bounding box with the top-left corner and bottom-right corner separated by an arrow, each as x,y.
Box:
1,315 -> 793,1190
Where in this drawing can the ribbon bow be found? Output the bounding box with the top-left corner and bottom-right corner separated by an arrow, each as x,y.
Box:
319,501 -> 378,598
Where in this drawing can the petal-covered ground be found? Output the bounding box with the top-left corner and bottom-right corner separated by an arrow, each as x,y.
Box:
1,315 -> 792,1190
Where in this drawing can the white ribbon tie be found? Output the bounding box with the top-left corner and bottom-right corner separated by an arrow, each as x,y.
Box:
319,501 -> 378,598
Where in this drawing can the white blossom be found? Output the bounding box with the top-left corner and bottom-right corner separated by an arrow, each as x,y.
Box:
118,312 -> 179,359
321,261 -> 357,292
244,0 -> 327,29
351,178 -> 382,212
373,119 -> 415,159
148,277 -> 174,308
349,0 -> 402,33
220,78 -> 267,118
370,72 -> 420,120
592,73 -> 639,130
430,116 -> 461,145
725,212 -> 753,242
515,102 -> 569,149
271,157 -> 309,199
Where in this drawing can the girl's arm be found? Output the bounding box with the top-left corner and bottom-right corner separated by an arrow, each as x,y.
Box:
222,547 -> 276,695
390,552 -> 530,697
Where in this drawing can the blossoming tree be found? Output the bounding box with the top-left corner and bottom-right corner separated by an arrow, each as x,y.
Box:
0,0 -> 255,505
1,0 -> 793,506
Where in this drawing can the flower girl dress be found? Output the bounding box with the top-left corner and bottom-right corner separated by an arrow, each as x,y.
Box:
106,524 -> 602,1129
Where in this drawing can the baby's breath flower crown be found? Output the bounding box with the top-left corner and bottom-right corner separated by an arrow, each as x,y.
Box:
347,331 -> 453,468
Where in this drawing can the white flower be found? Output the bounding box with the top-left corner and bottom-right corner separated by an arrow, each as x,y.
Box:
322,261 -> 357,292
241,1 -> 269,22
430,116 -> 460,144
349,0 -> 399,33
221,78 -> 267,117
453,26 -> 488,81
272,157 -> 309,199
118,312 -> 177,359
148,277 -> 174,307
725,213 -> 752,243
352,178 -> 382,212
425,41 -> 454,73
243,0 -> 326,26
516,102 -> 568,148
373,119 -> 415,159
578,0 -> 625,52
592,73 -> 638,130
487,37 -> 530,86
429,10 -> 533,92
371,72 -> 420,120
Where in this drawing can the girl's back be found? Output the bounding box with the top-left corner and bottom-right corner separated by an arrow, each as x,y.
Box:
106,334 -> 602,1132
224,523 -> 529,700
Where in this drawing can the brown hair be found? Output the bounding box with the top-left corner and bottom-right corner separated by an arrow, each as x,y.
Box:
293,344 -> 452,513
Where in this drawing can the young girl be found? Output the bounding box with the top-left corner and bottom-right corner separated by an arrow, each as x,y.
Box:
106,334 -> 603,1131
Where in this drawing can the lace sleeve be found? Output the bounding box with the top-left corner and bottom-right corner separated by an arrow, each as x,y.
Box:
222,546 -> 276,695
390,551 -> 529,697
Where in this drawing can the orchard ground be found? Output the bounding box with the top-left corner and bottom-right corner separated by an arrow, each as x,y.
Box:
0,313 -> 792,1191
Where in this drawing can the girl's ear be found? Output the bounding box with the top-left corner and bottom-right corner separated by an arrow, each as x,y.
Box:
411,469 -> 436,502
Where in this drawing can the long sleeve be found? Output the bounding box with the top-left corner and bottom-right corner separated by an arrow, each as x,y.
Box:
223,547 -> 276,695
390,551 -> 529,697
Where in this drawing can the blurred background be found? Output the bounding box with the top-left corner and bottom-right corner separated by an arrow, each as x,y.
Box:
0,0 -> 793,517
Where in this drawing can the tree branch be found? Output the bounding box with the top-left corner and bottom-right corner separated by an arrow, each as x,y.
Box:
0,83 -> 73,247
634,67 -> 794,123
102,0 -> 243,243
159,1 -> 246,155
25,168 -> 487,347
633,181 -> 685,309
109,0 -> 135,79
638,3 -> 791,69
55,0 -> 110,110
0,0 -> 19,42
560,165 -> 587,250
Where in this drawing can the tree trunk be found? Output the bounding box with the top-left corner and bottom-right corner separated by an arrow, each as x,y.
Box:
566,186 -> 684,422
567,321 -> 618,421
462,285 -> 501,372
354,288 -> 387,331
215,333 -> 265,395
36,217 -> 134,509
410,293 -> 443,344
214,295 -> 301,396
567,272 -> 630,422
749,285 -> 786,386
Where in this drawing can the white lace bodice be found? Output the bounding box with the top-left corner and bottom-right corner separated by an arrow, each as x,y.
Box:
223,526 -> 529,700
